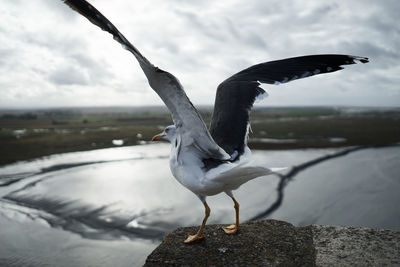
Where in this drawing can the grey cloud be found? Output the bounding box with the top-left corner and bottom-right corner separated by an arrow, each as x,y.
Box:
0,48 -> 15,66
296,3 -> 339,24
338,41 -> 399,64
49,66 -> 89,86
69,53 -> 115,83
175,10 -> 228,42
220,18 -> 267,50
367,16 -> 400,36
224,18 -> 241,40
27,35 -> 88,54
42,0 -> 80,20
151,39 -> 180,55
2,0 -> 399,107
174,8 -> 266,58
172,0 -> 212,6
311,3 -> 338,15
70,53 -> 97,68
372,0 -> 400,19
245,32 -> 267,49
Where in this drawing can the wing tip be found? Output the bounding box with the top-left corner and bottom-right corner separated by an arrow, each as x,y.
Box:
255,90 -> 268,102
350,56 -> 369,64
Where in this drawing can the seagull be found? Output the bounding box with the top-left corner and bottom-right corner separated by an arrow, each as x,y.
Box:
63,0 -> 369,243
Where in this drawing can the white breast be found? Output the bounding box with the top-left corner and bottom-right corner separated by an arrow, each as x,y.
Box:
169,143 -> 226,196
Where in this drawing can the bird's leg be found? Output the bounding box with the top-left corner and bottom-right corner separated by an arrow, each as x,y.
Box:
222,197 -> 240,234
184,201 -> 210,243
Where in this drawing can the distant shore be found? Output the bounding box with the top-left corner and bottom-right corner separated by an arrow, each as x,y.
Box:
1,106 -> 399,166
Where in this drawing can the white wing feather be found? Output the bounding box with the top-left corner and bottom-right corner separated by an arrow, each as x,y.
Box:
63,0 -> 229,160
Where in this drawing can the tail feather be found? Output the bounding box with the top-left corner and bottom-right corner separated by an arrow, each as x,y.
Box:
211,166 -> 287,190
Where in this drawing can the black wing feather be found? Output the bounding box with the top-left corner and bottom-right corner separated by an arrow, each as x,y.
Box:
209,54 -> 369,156
210,81 -> 264,156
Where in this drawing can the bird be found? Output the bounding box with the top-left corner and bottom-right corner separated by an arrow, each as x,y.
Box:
63,0 -> 369,243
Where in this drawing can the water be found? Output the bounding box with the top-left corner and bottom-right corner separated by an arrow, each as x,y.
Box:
0,144 -> 399,266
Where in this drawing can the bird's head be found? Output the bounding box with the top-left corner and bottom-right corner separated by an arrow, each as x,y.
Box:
152,125 -> 176,143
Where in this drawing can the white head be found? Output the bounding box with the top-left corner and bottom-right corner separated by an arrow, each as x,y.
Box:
152,125 -> 176,143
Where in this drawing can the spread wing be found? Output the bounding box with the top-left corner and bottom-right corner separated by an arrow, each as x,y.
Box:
63,0 -> 229,160
209,55 -> 369,156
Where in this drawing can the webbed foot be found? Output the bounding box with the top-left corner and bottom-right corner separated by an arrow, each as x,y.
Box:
222,224 -> 238,234
184,234 -> 205,243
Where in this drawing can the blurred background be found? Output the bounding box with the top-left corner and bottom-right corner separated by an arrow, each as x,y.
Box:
1,0 -> 399,266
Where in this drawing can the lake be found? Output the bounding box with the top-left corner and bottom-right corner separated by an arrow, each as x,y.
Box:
0,143 -> 399,266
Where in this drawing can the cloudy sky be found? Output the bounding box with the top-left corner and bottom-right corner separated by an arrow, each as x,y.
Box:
0,0 -> 399,108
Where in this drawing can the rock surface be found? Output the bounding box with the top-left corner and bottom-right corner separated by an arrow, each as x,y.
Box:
144,220 -> 400,266
312,224 -> 400,266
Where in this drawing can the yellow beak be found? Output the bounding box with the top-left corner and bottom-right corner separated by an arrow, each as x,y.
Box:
152,133 -> 166,142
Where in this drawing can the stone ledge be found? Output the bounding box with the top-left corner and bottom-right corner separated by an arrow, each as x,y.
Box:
144,220 -> 400,266
312,224 -> 400,266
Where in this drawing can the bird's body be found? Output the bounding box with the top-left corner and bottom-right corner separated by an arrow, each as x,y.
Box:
153,125 -> 253,196
63,0 -> 369,243
170,140 -> 253,196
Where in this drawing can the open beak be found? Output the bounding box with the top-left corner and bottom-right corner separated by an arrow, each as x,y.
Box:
152,133 -> 166,142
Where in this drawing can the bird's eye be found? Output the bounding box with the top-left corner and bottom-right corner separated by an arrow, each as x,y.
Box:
165,128 -> 169,133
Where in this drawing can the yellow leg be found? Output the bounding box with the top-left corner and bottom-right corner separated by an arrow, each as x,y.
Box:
222,197 -> 239,234
184,201 -> 210,243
